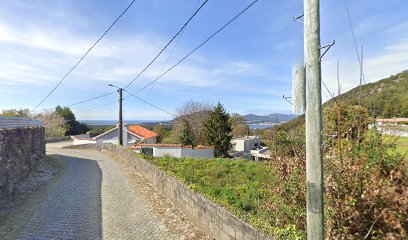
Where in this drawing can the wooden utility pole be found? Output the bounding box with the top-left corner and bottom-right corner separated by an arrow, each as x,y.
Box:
304,0 -> 324,239
118,88 -> 123,146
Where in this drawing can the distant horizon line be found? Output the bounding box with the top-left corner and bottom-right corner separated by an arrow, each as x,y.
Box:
78,112 -> 297,121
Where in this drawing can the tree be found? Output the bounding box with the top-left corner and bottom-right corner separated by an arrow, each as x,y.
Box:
34,110 -> 67,137
229,113 -> 249,137
175,100 -> 211,145
153,125 -> 170,143
1,108 -> 31,118
203,102 -> 232,157
178,119 -> 195,147
55,105 -> 89,135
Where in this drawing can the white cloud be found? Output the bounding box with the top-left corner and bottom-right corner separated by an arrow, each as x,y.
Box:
0,22 -> 89,56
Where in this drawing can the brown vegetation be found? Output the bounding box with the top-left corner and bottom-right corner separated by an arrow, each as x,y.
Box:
265,103 -> 407,239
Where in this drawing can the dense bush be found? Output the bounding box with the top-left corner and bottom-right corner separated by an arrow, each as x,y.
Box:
267,103 -> 407,239
139,101 -> 407,239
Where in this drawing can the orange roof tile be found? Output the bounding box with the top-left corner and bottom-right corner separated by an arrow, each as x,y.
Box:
128,125 -> 158,139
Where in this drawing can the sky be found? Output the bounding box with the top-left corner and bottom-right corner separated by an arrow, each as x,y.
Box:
0,0 -> 407,121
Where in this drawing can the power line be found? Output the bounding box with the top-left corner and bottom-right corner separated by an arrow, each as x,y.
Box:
132,0 -> 260,95
82,100 -> 119,111
130,0 -> 203,114
58,0 -> 258,111
66,91 -> 116,107
344,0 -> 365,85
124,0 -> 210,89
62,0 -> 207,109
123,89 -> 176,117
32,0 -> 137,111
322,80 -> 335,99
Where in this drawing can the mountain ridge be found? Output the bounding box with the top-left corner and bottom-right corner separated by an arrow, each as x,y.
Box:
243,113 -> 298,123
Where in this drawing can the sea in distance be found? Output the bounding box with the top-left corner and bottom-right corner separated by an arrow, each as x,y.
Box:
81,120 -> 271,129
79,120 -> 159,126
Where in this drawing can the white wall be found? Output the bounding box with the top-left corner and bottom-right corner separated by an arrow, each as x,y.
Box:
151,146 -> 214,159
96,129 -> 118,145
73,139 -> 96,145
231,139 -> 245,152
126,132 -> 144,145
153,147 -> 182,158
231,137 -> 261,152
181,148 -> 214,159
95,128 -> 148,146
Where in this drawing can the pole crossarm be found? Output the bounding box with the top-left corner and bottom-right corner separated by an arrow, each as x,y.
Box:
282,95 -> 293,105
293,13 -> 304,23
320,40 -> 335,60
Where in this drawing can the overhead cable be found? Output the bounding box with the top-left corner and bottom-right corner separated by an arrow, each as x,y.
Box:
32,0 -> 137,110
132,0 -> 260,94
124,0 -> 210,89
123,89 -> 177,117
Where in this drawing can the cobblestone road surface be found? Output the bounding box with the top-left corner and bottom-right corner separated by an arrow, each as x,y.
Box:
0,142 -> 207,239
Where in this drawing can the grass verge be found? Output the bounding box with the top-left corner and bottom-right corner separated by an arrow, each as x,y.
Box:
45,155 -> 66,173
136,153 -> 304,239
383,136 -> 408,157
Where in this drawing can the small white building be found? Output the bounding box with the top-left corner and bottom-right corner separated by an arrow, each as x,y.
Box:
73,124 -> 157,147
133,144 -> 214,159
250,147 -> 271,161
231,136 -> 261,152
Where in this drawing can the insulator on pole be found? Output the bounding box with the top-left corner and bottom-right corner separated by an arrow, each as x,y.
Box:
292,64 -> 306,114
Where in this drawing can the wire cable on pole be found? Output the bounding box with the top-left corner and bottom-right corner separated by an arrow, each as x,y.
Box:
32,0 -> 137,111
66,91 -> 116,107
130,0 -> 203,114
82,100 -> 119,111
344,0 -> 365,84
322,80 -> 335,100
123,89 -> 176,117
132,0 -> 260,95
62,0 -> 207,109
124,0 -> 210,89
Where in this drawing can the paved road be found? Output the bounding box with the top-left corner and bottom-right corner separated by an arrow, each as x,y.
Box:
0,142 -> 201,239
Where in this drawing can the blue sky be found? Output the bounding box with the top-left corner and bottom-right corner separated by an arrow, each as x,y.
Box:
0,0 -> 407,120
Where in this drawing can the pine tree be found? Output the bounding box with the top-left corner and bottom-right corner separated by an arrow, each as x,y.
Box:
178,119 -> 195,147
204,102 -> 232,157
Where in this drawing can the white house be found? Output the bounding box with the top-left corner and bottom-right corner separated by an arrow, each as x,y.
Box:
133,144 -> 214,159
73,124 -> 157,147
374,118 -> 408,137
231,136 -> 261,152
250,147 -> 271,161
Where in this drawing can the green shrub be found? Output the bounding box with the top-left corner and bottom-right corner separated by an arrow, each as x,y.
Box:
136,153 -> 305,238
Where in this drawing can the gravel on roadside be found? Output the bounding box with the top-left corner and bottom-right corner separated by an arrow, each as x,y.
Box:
109,152 -> 212,240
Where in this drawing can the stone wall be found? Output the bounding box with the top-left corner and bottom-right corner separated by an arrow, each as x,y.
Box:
0,127 -> 45,200
67,143 -> 273,240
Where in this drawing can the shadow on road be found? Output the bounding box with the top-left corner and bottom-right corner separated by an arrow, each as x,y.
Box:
0,153 -> 103,239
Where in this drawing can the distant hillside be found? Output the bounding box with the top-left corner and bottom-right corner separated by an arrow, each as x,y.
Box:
333,70 -> 408,118
275,69 -> 408,131
243,113 -> 298,123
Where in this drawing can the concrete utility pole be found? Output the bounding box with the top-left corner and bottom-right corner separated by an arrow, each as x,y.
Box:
109,84 -> 123,146
118,87 -> 123,146
304,0 -> 324,239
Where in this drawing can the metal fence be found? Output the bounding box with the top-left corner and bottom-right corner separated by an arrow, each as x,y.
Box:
0,117 -> 42,129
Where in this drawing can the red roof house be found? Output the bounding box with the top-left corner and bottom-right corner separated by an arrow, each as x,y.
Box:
93,124 -> 157,146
